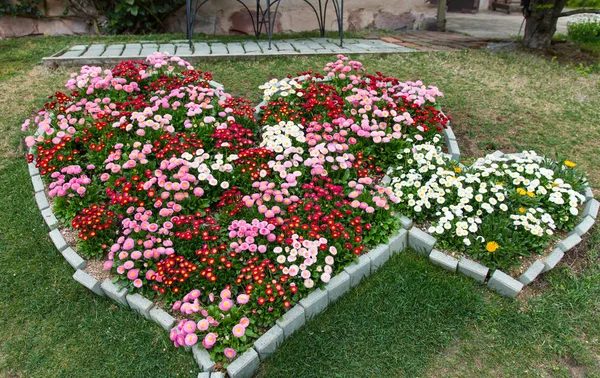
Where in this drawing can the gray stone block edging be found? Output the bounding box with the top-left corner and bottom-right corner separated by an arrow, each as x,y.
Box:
253,325 -> 284,360
150,308 -> 177,331
519,260 -> 545,285
226,348 -> 260,378
408,227 -> 436,256
457,257 -> 489,283
192,344 -> 216,372
429,250 -> 458,272
343,254 -> 371,287
298,288 -> 329,320
487,270 -> 524,298
101,279 -> 129,306
275,304 -> 305,338
126,293 -> 154,319
62,247 -> 86,270
73,269 -> 105,296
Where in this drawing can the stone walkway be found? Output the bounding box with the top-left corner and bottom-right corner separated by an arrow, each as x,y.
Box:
43,38 -> 415,67
378,32 -> 492,51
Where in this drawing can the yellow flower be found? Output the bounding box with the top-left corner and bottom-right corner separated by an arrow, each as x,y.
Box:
486,241 -> 500,253
516,188 -> 527,195
564,160 -> 577,168
526,191 -> 535,198
519,207 -> 526,213
453,167 -> 462,173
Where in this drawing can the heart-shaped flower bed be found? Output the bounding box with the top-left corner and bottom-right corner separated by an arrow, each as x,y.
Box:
24,53 -> 593,372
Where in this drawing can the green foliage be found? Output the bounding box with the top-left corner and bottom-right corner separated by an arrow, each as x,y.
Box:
567,0 -> 600,7
105,0 -> 186,34
0,0 -> 42,17
568,19 -> 600,42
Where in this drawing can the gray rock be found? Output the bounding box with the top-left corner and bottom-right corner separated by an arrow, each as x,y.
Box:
543,247 -> 565,272
35,191 -> 50,211
572,216 -> 595,237
227,348 -> 260,378
429,249 -> 458,272
367,244 -> 390,272
457,257 -> 489,283
275,305 -> 305,338
73,269 -> 105,296
61,247 -> 86,270
343,254 -> 371,287
49,229 -> 67,252
150,308 -> 176,331
192,344 -> 215,372
556,233 -> 582,253
126,293 -> 153,319
519,260 -> 545,285
487,270 -> 523,298
41,208 -> 58,230
254,325 -> 284,360
101,279 -> 128,307
399,215 -> 413,229
388,229 -> 407,255
583,198 -> 599,219
408,228 -> 436,256
298,288 -> 328,320
324,271 -> 351,303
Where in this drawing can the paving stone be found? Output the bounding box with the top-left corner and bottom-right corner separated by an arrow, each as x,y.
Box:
367,244 -> 390,272
519,260 -> 545,285
457,257 -> 489,283
275,304 -> 305,338
584,186 -> 594,202
298,288 -> 328,320
388,229 -> 407,255
70,45 -> 87,51
101,279 -> 128,306
150,307 -> 176,331
122,43 -> 142,56
101,44 -> 124,57
158,44 -> 176,55
583,198 -> 599,219
73,269 -> 105,296
175,44 -> 193,56
274,42 -> 295,51
192,42 -> 211,56
290,42 -> 317,53
61,49 -> 85,58
429,249 -> 458,272
487,270 -> 523,298
448,139 -> 460,161
81,45 -> 105,57
126,293 -> 154,319
140,44 -> 159,56
243,41 -> 262,53
227,348 -> 260,378
399,215 -> 413,229
62,247 -> 86,270
28,162 -> 40,176
49,228 -> 67,252
408,228 -> 436,256
556,233 -> 582,253
41,208 -> 58,230
324,271 -> 350,303
253,325 -> 284,360
572,216 -> 595,237
343,254 -> 371,287
31,174 -> 44,193
227,42 -> 245,55
35,191 -> 50,211
192,344 -> 215,371
210,43 -> 228,55
543,247 -> 565,272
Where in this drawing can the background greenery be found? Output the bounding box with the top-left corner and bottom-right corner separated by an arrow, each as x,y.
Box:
0,33 -> 599,377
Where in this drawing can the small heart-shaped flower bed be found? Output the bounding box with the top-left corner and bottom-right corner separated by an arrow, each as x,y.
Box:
24,53 -> 589,368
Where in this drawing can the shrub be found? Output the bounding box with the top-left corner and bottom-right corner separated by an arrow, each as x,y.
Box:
568,19 -> 600,42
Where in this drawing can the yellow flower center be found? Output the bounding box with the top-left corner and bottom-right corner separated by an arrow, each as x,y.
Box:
519,207 -> 526,213
453,167 -> 462,173
486,241 -> 499,253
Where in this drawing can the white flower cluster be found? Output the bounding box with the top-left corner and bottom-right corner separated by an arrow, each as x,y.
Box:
510,208 -> 555,237
181,149 -> 237,189
260,121 -> 306,152
259,78 -> 303,101
276,235 -> 336,288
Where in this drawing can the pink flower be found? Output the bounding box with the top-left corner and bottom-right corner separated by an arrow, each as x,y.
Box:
232,324 -> 246,338
239,317 -> 250,328
224,348 -> 237,359
133,279 -> 143,288
127,269 -> 139,280
237,294 -> 249,305
197,319 -> 209,331
184,333 -> 198,346
218,299 -> 233,312
183,320 -> 196,334
203,333 -> 217,348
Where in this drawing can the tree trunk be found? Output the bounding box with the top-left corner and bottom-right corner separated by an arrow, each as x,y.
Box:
523,0 -> 569,49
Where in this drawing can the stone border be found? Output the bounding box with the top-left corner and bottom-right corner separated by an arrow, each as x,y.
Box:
405,150 -> 597,299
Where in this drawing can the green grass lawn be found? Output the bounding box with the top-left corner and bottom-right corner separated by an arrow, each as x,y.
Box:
1,34 -> 599,378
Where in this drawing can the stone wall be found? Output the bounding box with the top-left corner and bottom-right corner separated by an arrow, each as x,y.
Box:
1,0 -> 437,38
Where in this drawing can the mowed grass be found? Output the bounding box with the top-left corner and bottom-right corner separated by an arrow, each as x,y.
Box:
0,35 -> 599,377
